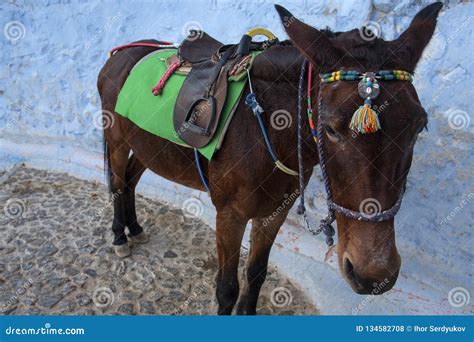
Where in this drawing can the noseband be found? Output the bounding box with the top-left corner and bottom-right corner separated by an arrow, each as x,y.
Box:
297,61 -> 413,246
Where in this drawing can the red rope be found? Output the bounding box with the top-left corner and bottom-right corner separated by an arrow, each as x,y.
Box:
108,41 -> 174,57
307,63 -> 318,139
307,63 -> 313,98
152,60 -> 182,96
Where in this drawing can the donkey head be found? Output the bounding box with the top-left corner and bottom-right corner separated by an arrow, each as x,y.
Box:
276,3 -> 442,294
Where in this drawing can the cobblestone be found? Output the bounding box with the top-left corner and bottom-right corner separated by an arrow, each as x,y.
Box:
0,166 -> 316,315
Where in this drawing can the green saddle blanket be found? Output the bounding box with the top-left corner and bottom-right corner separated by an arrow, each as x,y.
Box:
114,49 -> 250,160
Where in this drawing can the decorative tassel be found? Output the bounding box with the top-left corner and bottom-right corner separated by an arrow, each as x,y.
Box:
350,98 -> 380,134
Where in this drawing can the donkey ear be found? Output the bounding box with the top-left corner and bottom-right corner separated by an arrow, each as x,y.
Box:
391,2 -> 443,70
274,4 -> 340,68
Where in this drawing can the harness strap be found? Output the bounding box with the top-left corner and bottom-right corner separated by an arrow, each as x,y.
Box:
297,61 -> 335,244
244,71 -> 299,177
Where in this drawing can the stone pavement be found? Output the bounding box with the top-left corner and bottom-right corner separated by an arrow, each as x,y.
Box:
0,166 -> 317,315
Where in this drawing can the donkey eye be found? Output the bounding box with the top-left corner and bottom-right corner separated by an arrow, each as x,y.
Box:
417,124 -> 427,134
325,125 -> 336,135
415,115 -> 428,134
324,124 -> 340,141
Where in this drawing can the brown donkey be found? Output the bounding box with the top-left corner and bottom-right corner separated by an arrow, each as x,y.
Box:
97,3 -> 442,314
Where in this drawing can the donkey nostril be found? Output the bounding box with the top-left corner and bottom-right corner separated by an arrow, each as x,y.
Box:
344,256 -> 363,290
344,257 -> 354,276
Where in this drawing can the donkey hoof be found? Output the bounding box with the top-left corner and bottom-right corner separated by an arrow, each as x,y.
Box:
129,231 -> 149,244
114,243 -> 131,258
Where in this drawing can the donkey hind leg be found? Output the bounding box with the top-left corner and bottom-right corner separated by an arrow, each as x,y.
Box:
123,153 -> 149,244
236,213 -> 288,315
215,209 -> 247,315
107,143 -> 132,257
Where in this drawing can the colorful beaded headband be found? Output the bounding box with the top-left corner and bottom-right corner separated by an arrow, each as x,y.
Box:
320,70 -> 413,134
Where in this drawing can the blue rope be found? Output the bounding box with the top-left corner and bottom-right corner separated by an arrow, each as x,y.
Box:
194,148 -> 210,192
245,92 -> 279,163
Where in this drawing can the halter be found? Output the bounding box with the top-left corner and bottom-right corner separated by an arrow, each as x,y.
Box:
297,61 -> 413,246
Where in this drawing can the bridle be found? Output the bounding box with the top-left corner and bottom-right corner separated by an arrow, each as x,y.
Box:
296,60 -> 413,246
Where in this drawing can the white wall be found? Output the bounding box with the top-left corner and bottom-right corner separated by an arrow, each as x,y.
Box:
1,0 -> 472,314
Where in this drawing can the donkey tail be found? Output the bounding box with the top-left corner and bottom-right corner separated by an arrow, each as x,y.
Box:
103,133 -> 113,194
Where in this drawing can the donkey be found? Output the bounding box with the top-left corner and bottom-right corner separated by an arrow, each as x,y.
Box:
97,3 -> 442,314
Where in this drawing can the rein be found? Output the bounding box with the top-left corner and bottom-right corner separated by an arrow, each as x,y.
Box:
297,61 -> 413,246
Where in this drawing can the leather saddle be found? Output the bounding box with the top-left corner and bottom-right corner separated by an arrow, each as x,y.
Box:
173,31 -> 264,148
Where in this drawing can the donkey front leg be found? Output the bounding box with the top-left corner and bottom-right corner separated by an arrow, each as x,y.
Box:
215,209 -> 247,315
236,213 -> 288,315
